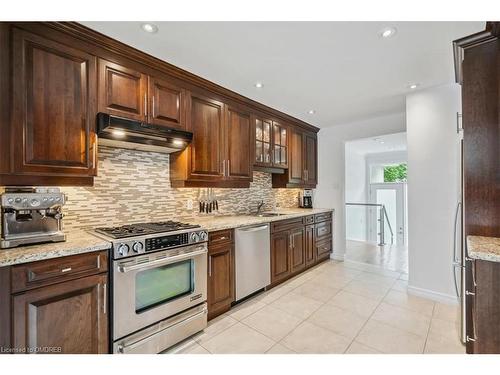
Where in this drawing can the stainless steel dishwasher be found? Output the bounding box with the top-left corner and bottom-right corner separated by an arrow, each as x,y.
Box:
235,223 -> 271,301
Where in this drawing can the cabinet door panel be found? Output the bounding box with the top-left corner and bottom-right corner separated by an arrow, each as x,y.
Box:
12,273 -> 108,354
187,93 -> 225,180
98,59 -> 147,121
305,224 -> 316,265
304,133 -> 317,185
149,75 -> 185,129
290,227 -> 306,273
289,129 -> 304,184
226,106 -> 252,181
208,244 -> 234,319
12,28 -> 96,175
271,231 -> 291,284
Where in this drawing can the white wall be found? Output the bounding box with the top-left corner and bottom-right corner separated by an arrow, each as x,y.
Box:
344,148 -> 367,241
406,83 -> 461,303
315,112 -> 406,260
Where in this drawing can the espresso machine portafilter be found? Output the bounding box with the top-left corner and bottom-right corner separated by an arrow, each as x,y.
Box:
1,187 -> 67,249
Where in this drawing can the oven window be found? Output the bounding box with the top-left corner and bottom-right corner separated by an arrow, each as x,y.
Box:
135,259 -> 193,313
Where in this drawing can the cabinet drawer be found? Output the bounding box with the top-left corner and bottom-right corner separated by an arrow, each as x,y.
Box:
271,217 -> 305,233
315,211 -> 332,223
11,251 -> 108,293
209,229 -> 233,246
304,215 -> 315,225
316,237 -> 332,258
315,221 -> 332,241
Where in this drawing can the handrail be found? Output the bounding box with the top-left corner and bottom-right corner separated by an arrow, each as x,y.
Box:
345,202 -> 394,246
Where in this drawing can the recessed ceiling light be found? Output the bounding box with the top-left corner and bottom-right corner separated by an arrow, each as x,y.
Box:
409,83 -> 419,89
380,141 -> 385,144
308,109 -> 316,115
380,27 -> 397,38
141,23 -> 158,34
254,82 -> 263,88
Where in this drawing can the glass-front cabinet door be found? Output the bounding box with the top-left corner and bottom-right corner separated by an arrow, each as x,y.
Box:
272,121 -> 288,168
255,118 -> 273,166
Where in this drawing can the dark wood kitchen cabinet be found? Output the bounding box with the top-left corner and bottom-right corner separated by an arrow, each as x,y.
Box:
253,116 -> 289,170
305,224 -> 316,266
290,226 -> 306,273
207,230 -> 235,320
270,231 -> 292,285
0,26 -> 97,186
272,128 -> 318,188
170,92 -> 253,187
98,59 -> 186,129
0,251 -> 109,354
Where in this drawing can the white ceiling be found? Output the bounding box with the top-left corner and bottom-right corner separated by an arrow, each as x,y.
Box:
346,132 -> 407,155
82,21 -> 484,128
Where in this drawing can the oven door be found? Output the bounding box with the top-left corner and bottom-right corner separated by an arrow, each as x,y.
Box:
113,243 -> 207,340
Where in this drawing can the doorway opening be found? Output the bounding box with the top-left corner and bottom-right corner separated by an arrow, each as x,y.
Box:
344,132 -> 408,274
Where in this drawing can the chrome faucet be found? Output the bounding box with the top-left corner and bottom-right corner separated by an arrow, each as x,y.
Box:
256,200 -> 265,215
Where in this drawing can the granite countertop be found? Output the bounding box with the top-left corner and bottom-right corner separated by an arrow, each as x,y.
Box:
190,208 -> 334,232
0,208 -> 333,267
0,230 -> 111,267
467,235 -> 500,262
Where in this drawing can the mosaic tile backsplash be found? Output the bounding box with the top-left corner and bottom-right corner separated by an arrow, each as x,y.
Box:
60,146 -> 300,230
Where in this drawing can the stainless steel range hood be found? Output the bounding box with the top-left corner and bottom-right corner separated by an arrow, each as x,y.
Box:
97,113 -> 193,154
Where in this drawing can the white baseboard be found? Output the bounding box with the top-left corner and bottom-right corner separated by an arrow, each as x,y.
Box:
330,252 -> 345,261
407,285 -> 458,305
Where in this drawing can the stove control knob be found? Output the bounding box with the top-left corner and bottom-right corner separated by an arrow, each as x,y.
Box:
30,199 -> 41,207
199,231 -> 208,242
117,244 -> 129,256
132,242 -> 144,253
190,232 -> 200,243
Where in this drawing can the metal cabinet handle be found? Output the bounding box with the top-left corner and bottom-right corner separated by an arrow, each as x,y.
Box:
456,112 -> 463,133
103,282 -> 107,314
61,267 -> 72,273
208,255 -> 212,277
222,160 -> 226,177
144,93 -> 148,118
465,290 -> 475,296
227,160 -> 230,177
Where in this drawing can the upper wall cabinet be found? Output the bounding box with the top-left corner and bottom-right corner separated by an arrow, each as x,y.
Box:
98,59 -> 186,129
1,27 -> 97,186
170,91 -> 253,187
253,116 -> 288,170
272,129 -> 318,188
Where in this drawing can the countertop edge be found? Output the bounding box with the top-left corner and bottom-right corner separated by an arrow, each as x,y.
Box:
467,235 -> 500,263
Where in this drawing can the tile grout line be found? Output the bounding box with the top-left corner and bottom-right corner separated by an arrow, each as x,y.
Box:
422,302 -> 437,354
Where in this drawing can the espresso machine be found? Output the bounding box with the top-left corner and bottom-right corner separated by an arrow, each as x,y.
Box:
1,187 -> 67,249
299,189 -> 313,208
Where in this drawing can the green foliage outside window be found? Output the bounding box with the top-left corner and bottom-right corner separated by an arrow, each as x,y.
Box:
384,163 -> 407,182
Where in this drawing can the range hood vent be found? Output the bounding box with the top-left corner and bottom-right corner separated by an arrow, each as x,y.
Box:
96,113 -> 193,154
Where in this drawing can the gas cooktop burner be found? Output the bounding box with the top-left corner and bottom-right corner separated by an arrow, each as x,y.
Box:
95,221 -> 201,239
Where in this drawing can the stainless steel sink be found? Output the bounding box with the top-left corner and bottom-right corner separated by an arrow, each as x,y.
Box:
253,212 -> 286,217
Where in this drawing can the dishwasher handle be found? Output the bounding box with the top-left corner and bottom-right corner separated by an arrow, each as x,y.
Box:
237,224 -> 269,233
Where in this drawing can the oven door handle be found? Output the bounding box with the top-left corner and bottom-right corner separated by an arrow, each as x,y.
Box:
117,246 -> 207,273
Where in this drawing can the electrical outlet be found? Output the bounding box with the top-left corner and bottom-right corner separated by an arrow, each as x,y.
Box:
187,199 -> 193,210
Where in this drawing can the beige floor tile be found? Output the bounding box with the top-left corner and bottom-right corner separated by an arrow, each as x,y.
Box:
265,343 -> 296,354
356,320 -> 426,354
285,272 -> 317,288
328,290 -> 380,317
383,290 -> 435,317
270,292 -> 324,319
201,323 -> 275,354
193,314 -> 238,344
391,279 -> 408,292
428,317 -> 461,341
371,302 -> 431,337
424,332 -> 466,354
343,279 -> 390,301
307,304 -> 367,339
312,272 -> 354,289
255,285 -> 295,305
345,341 -> 382,354
292,279 -> 340,302
229,299 -> 266,321
242,305 -> 302,341
355,272 -> 398,287
433,302 -> 460,323
281,321 -> 351,354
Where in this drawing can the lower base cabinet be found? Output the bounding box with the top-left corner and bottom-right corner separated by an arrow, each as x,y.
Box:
207,230 -> 235,320
2,251 -> 109,354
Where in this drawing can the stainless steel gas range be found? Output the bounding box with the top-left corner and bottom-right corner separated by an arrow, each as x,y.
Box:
94,221 -> 208,354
